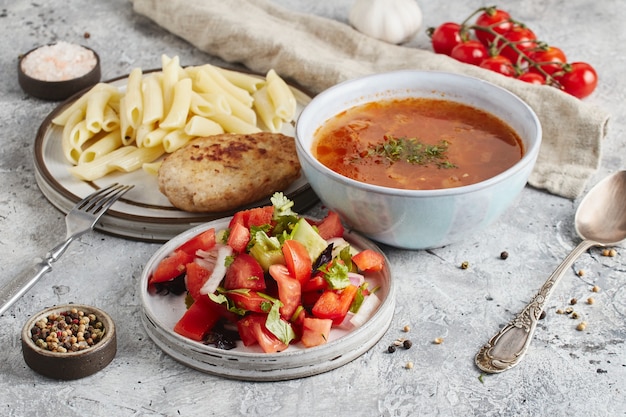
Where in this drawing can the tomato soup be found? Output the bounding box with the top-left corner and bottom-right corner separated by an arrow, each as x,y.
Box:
312,98 -> 524,190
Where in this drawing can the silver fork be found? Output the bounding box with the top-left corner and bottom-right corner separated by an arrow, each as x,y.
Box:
0,183 -> 134,316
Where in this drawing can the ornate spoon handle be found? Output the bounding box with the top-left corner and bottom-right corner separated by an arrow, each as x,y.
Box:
475,239 -> 598,373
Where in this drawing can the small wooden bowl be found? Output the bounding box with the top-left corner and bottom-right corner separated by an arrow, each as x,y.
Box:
18,43 -> 101,101
21,304 -> 116,380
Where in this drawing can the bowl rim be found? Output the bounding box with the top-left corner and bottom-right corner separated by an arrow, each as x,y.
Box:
295,70 -> 542,197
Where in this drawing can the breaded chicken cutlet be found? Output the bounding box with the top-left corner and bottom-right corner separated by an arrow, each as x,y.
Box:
158,132 -> 301,212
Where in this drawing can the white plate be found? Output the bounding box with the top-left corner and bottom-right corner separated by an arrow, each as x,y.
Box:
140,217 -> 395,381
33,70 -> 318,242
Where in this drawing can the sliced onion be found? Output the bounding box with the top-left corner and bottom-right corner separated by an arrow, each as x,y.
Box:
199,244 -> 233,295
348,272 -> 365,287
349,292 -> 381,328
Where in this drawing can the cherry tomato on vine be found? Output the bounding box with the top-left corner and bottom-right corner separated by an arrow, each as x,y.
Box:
474,8 -> 513,46
555,62 -> 598,99
529,46 -> 567,75
450,40 -> 488,66
430,22 -> 463,55
479,55 -> 515,77
517,72 -> 545,85
497,26 -> 537,64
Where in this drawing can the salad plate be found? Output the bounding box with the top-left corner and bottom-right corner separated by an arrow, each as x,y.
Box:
33,70 -> 317,242
139,217 -> 395,381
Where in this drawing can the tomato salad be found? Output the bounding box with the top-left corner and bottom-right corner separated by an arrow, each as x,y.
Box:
147,193 -> 385,353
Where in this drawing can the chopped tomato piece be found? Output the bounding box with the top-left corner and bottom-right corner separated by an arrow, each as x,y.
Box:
173,298 -> 220,341
300,317 -> 333,347
228,205 -> 274,228
224,253 -> 266,291
237,313 -> 288,353
149,250 -> 195,284
352,249 -> 385,272
245,206 -> 274,227
312,285 -> 358,324
315,211 -> 344,240
226,290 -> 271,313
282,239 -> 312,285
176,228 -> 216,255
227,222 -> 250,253
302,273 -> 328,292
269,264 -> 301,319
185,261 -> 212,301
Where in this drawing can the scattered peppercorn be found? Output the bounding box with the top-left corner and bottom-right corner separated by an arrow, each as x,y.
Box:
577,270 -> 585,277
587,297 -> 595,305
571,312 -> 580,319
387,345 -> 397,353
83,32 -> 91,39
592,285 -> 601,293
433,337 -> 444,344
403,325 -> 411,333
403,340 -> 413,349
556,309 -> 564,314
576,321 -> 587,331
539,310 -> 546,320
602,248 -> 617,257
30,308 -> 105,353
461,261 -> 469,269
565,307 -> 574,314
405,361 -> 414,369
500,251 -> 509,260
570,298 -> 578,305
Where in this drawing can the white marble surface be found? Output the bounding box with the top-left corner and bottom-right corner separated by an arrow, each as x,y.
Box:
1,0 -> 625,416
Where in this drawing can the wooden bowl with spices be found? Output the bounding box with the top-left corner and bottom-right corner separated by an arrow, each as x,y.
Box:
18,42 -> 101,101
21,304 -> 116,380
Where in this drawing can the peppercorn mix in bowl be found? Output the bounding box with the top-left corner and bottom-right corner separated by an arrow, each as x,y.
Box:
21,304 -> 116,380
18,42 -> 101,101
295,70 -> 542,249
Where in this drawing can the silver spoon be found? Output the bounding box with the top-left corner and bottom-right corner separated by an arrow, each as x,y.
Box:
475,170 -> 626,373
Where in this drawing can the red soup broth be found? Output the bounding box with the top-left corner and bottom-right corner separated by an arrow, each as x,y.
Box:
312,98 -> 524,190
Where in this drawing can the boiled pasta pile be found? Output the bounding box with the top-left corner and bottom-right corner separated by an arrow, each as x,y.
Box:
51,55 -> 297,181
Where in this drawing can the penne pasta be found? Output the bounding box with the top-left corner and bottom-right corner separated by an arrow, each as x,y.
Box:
253,86 -> 283,133
85,88 -> 115,133
193,69 -> 254,109
160,77 -> 192,129
161,55 -> 183,115
266,69 -> 297,121
101,105 -> 120,132
52,83 -> 119,126
68,146 -> 137,181
194,64 -> 254,106
110,144 -> 165,172
163,129 -> 194,153
121,67 -> 144,129
142,160 -> 162,176
61,108 -> 87,164
69,120 -> 96,152
141,73 -> 164,125
142,126 -> 170,148
215,67 -> 265,93
78,130 -> 123,164
184,115 -> 225,137
210,113 -> 261,134
190,92 -> 231,117
135,122 -> 157,148
223,93 -> 257,126
118,98 -> 136,146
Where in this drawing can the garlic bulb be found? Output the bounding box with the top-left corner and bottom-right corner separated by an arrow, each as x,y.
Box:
349,0 -> 423,44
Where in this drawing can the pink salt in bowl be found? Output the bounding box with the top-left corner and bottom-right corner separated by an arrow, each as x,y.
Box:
18,42 -> 101,101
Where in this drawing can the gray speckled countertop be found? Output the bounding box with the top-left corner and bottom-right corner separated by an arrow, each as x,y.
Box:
1,0 -> 625,416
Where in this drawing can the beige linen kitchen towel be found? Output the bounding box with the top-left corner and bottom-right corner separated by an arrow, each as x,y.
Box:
131,0 -> 610,199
